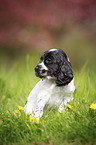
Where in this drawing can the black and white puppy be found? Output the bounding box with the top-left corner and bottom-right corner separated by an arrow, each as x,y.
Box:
24,48 -> 75,119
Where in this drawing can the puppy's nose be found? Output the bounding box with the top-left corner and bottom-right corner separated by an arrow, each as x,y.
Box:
35,65 -> 39,71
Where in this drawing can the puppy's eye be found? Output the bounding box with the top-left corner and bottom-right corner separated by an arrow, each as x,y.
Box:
45,57 -> 51,63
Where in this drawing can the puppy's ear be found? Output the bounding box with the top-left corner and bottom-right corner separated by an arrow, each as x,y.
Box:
55,59 -> 73,86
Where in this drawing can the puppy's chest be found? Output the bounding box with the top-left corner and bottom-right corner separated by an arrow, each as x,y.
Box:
47,92 -> 64,107
47,85 -> 70,106
39,79 -> 71,106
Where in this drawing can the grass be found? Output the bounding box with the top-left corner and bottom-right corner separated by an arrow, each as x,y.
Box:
0,53 -> 96,145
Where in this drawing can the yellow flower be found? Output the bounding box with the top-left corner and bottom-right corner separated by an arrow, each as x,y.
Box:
89,104 -> 96,110
0,113 -> 4,115
67,104 -> 72,109
15,110 -> 20,114
17,105 -> 24,110
7,110 -> 10,114
7,110 -> 10,115
1,113 -> 4,115
29,117 -> 39,124
28,113 -> 31,116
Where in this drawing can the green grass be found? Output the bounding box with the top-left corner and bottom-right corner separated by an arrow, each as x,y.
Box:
0,54 -> 96,145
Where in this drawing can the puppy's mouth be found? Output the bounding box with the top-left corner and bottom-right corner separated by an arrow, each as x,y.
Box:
35,69 -> 47,78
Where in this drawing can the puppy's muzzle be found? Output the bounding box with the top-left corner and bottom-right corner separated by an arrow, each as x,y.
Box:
35,64 -> 47,78
35,65 -> 39,72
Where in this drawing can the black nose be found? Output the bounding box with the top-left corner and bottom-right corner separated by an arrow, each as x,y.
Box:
35,65 -> 39,71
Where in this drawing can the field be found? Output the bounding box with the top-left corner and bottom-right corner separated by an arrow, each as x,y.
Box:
0,53 -> 96,145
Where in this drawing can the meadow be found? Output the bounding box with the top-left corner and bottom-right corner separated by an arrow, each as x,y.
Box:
0,53 -> 96,145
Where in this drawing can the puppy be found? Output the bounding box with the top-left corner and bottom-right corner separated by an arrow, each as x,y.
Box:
24,48 -> 75,119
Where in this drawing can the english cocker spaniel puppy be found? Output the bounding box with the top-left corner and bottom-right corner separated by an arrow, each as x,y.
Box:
24,48 -> 75,119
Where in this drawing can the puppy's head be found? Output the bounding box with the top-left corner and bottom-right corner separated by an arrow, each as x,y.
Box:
35,48 -> 73,86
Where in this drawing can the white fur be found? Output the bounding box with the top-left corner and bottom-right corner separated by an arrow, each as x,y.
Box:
39,62 -> 48,70
24,78 -> 75,119
49,48 -> 58,52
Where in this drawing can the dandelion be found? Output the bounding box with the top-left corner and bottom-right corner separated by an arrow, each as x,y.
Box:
28,113 -> 31,116
1,113 -> 4,115
17,105 -> 24,110
15,110 -> 20,114
67,104 -> 72,109
89,104 -> 96,110
15,110 -> 21,116
29,117 -> 39,124
7,110 -> 10,114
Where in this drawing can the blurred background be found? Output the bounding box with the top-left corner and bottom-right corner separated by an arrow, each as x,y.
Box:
0,0 -> 96,69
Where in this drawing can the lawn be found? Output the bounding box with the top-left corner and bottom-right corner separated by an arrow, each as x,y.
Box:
0,53 -> 96,145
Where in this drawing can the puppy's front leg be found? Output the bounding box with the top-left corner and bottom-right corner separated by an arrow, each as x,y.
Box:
58,95 -> 73,112
30,94 -> 49,119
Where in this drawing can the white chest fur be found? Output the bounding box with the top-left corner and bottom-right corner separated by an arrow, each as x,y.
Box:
24,78 -> 75,119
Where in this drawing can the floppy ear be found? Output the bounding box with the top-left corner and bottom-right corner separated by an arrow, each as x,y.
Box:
55,59 -> 73,86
